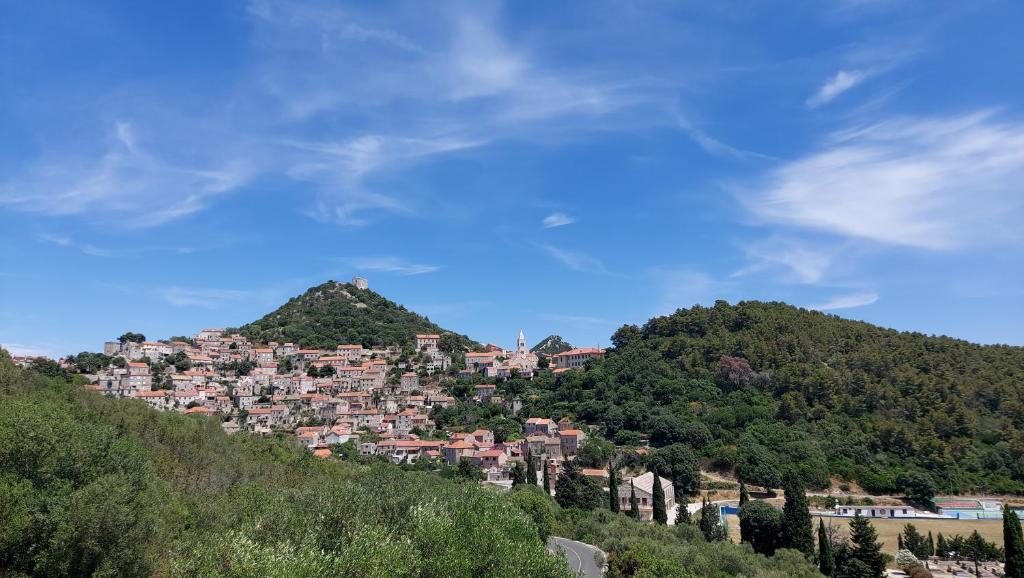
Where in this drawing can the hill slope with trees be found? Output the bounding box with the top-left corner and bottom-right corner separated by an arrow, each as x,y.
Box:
235,281 -> 479,351
0,350 -> 565,578
520,300 -> 1024,495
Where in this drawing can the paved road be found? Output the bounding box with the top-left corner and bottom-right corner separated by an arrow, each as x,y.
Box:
548,536 -> 605,578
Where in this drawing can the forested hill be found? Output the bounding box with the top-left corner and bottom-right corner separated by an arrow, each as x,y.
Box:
0,350 -> 567,577
235,281 -> 479,351
525,300 -> 1024,495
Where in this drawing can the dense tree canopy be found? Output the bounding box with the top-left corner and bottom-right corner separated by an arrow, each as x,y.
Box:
236,281 -> 478,351
520,300 -> 1024,494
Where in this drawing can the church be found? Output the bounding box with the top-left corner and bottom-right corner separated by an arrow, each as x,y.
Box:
473,330 -> 539,379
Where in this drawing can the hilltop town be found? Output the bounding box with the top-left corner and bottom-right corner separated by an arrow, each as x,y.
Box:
41,278 -> 619,501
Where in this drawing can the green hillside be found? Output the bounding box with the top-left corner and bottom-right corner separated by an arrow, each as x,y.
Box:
235,281 -> 479,351
0,351 -> 565,578
521,300 -> 1024,495
531,335 -> 573,355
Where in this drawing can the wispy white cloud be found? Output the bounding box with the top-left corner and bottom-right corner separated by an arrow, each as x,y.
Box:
540,244 -> 609,274
36,233 -> 114,257
807,291 -> 878,311
539,313 -> 613,328
160,287 -> 253,309
349,256 -> 441,276
1,122 -> 253,228
676,114 -> 774,160
807,69 -> 869,108
651,268 -> 720,314
745,110 -> 1024,250
542,212 -> 576,228
732,237 -> 837,284
0,342 -> 60,358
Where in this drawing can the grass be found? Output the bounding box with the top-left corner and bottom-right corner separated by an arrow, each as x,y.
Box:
724,514 -> 1005,555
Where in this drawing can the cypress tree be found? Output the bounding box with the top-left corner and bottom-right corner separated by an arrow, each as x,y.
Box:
629,480 -> 640,519
781,472 -> 815,557
936,533 -> 947,558
927,531 -> 935,557
510,461 -> 524,487
739,479 -> 749,507
652,472 -> 668,524
898,534 -> 904,551
542,460 -> 551,495
526,455 -> 538,486
608,463 -> 620,513
1005,506 -> 1024,578
818,519 -> 834,576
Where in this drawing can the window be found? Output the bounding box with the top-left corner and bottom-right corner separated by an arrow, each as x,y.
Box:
642,498 -> 648,505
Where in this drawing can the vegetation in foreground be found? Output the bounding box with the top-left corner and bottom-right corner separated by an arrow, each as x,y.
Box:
0,351 -> 565,578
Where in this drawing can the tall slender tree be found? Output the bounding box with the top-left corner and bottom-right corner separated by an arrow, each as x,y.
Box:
511,461 -> 525,487
542,460 -> 551,495
818,519 -> 834,576
629,480 -> 640,519
526,455 -> 538,486
652,472 -> 668,524
1004,506 -> 1024,578
781,472 -> 815,557
739,479 -> 749,507
936,533 -> 948,558
927,531 -> 935,557
608,462 -> 620,513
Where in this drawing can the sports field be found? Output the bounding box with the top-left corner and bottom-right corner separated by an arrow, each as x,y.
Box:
723,514 -> 1005,554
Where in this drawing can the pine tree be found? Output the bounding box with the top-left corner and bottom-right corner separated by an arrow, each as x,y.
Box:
739,479 -> 749,507
629,480 -> 640,519
781,472 -> 815,557
847,513 -> 885,578
1004,506 -> 1024,578
608,462 -> 620,513
542,460 -> 551,495
652,472 -> 668,524
675,493 -> 690,525
699,496 -> 726,542
936,533 -> 947,558
818,518 -> 834,576
526,455 -> 538,486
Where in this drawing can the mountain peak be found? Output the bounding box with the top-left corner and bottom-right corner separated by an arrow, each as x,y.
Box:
236,281 -> 478,350
531,334 -> 573,355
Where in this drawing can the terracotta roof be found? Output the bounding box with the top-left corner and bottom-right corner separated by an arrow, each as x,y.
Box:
556,348 -> 605,356
312,448 -> 332,458
444,441 -> 474,450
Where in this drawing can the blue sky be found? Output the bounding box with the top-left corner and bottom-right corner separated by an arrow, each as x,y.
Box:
2,0 -> 1023,357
